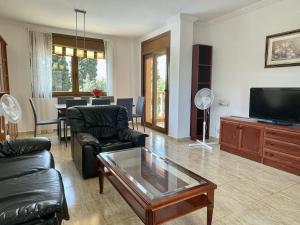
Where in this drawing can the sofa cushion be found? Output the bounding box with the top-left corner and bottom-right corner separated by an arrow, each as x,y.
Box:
0,150 -> 54,181
0,169 -> 69,225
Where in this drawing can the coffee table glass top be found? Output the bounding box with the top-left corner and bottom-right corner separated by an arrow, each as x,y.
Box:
99,147 -> 207,200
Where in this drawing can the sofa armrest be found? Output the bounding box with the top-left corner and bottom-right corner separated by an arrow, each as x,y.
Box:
72,133 -> 101,178
118,129 -> 148,147
76,132 -> 100,147
0,137 -> 51,158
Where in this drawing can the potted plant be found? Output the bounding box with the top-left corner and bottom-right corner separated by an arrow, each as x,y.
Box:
92,88 -> 104,98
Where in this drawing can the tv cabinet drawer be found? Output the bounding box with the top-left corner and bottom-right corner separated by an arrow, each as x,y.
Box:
264,128 -> 300,145
264,139 -> 300,158
263,149 -> 300,175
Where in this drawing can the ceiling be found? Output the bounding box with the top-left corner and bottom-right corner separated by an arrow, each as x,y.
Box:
0,0 -> 262,37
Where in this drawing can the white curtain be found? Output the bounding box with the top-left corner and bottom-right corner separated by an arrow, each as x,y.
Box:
104,40 -> 114,96
28,30 -> 52,98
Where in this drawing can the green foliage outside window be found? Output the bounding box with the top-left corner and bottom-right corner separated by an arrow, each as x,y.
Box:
52,55 -> 72,92
79,58 -> 106,92
52,55 -> 106,93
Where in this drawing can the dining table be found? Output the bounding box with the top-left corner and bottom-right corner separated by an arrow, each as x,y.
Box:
55,103 -> 135,111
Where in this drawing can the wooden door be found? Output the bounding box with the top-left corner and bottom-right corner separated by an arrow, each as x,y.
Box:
220,119 -> 240,149
144,55 -> 153,125
142,32 -> 170,134
239,124 -> 263,156
142,51 -> 169,133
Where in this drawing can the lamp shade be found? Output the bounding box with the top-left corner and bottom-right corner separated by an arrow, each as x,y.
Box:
76,49 -> 84,57
54,46 -> 63,55
66,47 -> 74,56
87,50 -> 95,59
97,52 -> 104,59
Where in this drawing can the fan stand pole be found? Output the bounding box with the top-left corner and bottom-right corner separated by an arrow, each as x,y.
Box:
189,109 -> 217,150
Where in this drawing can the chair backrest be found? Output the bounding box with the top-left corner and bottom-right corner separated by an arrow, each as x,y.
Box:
135,96 -> 145,116
80,96 -> 90,102
29,98 -> 37,123
104,96 -> 114,103
57,96 -> 74,104
66,99 -> 87,108
116,98 -> 133,120
92,99 -> 111,105
67,105 -> 129,139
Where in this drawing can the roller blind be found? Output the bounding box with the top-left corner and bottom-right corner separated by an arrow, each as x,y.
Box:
142,32 -> 170,55
52,33 -> 105,59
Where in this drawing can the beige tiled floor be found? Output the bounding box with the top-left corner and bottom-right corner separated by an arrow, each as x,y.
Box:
30,128 -> 300,225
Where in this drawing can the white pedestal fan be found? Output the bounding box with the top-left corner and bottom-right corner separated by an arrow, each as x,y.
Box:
0,94 -> 22,140
189,88 -> 217,150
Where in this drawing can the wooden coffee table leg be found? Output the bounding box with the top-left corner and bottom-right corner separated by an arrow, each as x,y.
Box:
207,190 -> 214,225
98,161 -> 104,194
145,210 -> 154,225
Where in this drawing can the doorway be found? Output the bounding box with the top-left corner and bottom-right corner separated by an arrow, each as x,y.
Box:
142,32 -> 170,134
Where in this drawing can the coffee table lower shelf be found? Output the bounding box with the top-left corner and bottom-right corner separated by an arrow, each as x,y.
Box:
98,164 -> 215,225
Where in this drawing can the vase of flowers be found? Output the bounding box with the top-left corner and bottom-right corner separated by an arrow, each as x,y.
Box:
92,88 -> 104,98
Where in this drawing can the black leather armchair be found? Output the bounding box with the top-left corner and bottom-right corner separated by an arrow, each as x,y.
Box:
0,138 -> 69,225
67,105 -> 148,178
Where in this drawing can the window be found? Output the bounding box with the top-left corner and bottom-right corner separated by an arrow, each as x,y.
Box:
52,55 -> 72,92
51,34 -> 106,96
78,58 -> 106,92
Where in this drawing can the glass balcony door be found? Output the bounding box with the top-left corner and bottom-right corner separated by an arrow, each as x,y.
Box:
143,51 -> 168,133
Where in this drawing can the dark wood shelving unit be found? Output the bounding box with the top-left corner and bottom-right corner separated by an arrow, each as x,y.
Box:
0,35 -> 11,141
190,44 -> 212,140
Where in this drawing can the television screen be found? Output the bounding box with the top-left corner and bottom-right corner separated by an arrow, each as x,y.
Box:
249,88 -> 300,124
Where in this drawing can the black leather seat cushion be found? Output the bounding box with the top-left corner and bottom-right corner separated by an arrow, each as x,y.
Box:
0,169 -> 69,225
0,150 -> 54,181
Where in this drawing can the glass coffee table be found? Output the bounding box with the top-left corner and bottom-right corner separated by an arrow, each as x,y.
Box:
97,147 -> 217,225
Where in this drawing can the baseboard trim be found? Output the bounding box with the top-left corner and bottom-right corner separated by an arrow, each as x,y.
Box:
19,129 -> 58,136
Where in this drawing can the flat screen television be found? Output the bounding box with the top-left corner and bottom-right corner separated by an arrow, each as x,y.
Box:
249,88 -> 300,125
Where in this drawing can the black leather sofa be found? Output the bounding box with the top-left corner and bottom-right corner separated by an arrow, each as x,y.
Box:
0,137 -> 69,225
67,105 -> 148,178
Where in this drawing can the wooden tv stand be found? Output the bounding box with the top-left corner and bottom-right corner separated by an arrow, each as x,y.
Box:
220,116 -> 300,176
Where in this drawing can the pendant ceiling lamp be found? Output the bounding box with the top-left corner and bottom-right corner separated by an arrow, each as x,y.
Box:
75,9 -> 86,58
53,9 -> 104,59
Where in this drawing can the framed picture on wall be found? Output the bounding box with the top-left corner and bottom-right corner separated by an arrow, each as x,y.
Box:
265,29 -> 300,68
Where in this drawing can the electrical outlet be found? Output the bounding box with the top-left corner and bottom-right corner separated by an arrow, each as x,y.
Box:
218,99 -> 230,107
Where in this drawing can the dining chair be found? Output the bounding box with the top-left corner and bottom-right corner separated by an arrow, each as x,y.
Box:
63,99 -> 88,147
66,99 -> 88,108
133,96 -> 145,132
57,96 -> 74,104
92,99 -> 111,105
103,96 -> 114,103
29,98 -> 62,141
116,98 -> 134,129
57,96 -> 74,139
80,96 -> 90,103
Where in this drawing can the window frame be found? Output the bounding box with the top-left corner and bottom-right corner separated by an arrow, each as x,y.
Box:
51,33 -> 105,97
52,55 -> 95,97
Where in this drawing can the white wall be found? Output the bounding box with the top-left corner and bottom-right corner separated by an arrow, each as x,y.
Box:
0,19 -> 139,132
194,0 -> 300,137
177,17 -> 195,138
